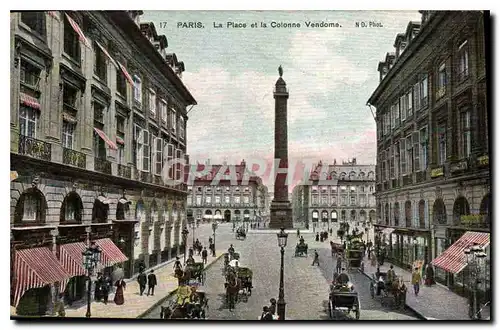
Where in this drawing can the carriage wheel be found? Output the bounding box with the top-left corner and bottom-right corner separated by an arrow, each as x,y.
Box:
370,283 -> 375,299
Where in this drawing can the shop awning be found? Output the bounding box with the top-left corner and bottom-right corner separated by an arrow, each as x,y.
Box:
95,238 -> 128,268
431,231 -> 490,274
382,228 -> 396,235
58,242 -> 87,293
19,93 -> 41,110
13,247 -> 71,307
64,13 -> 91,48
94,127 -> 118,150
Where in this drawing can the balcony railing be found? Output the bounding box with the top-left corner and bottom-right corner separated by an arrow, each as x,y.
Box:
63,148 -> 86,168
140,171 -> 152,183
18,135 -> 51,161
117,164 -> 132,179
94,157 -> 111,174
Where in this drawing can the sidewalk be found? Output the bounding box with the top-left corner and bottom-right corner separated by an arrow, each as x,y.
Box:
360,256 -> 491,320
63,251 -> 223,319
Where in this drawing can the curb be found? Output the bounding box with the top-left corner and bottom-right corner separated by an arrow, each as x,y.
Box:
359,269 -> 428,320
136,253 -> 224,319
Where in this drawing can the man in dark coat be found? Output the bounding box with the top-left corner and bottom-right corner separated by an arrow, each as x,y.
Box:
137,271 -> 147,296
147,270 -> 157,296
201,247 -> 208,264
138,260 -> 146,274
260,306 -> 273,320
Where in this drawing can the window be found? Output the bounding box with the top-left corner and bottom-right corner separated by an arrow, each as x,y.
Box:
23,194 -> 39,221
377,120 -> 382,140
419,126 -> 429,171
116,69 -> 127,97
312,195 -> 318,205
321,196 -> 327,205
244,196 -> 250,204
93,129 -> 106,159
359,195 -> 366,206
437,63 -> 447,98
413,131 -> 420,171
117,145 -> 124,165
196,195 -> 202,205
340,186 -> 347,192
407,89 -> 413,116
395,99 -> 401,126
224,196 -> 230,204
420,75 -> 428,108
413,81 -> 421,111
19,106 -> 37,138
341,196 -> 347,205
390,104 -> 396,129
63,16 -> 80,61
154,136 -> 163,175
400,139 -> 407,175
20,61 -> 41,90
350,196 -> 356,205
234,196 -> 240,204
225,187 -> 230,192
361,186 -> 365,192
384,149 -> 389,180
331,186 -> 337,192
369,186 -> 374,192
170,108 -> 177,133
21,12 -> 45,36
179,116 -> 185,140
458,40 -> 469,80
62,121 -> 75,149
406,134 -> 413,173
63,84 -> 78,110
149,89 -> 156,114
133,76 -> 142,103
205,196 -> 212,204
350,186 -> 356,192
384,113 -> 390,135
331,196 -> 337,205
93,102 -> 104,124
94,43 -> 107,82
160,99 -> 167,122
461,111 -> 471,158
215,195 -> 221,204
389,145 -> 395,178
438,124 -> 447,165
394,143 -> 400,178
400,95 -> 407,122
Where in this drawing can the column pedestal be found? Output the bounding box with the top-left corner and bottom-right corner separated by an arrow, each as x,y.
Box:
269,200 -> 293,229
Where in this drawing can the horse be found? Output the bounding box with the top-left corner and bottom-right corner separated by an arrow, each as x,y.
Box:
387,277 -> 407,308
224,273 -> 240,311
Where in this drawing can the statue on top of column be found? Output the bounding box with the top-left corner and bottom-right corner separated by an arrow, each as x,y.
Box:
278,65 -> 283,77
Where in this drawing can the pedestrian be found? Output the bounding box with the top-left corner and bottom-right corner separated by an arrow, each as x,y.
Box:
202,247 -> 208,264
312,250 -> 320,266
425,264 -> 435,286
387,265 -> 396,287
137,271 -> 147,296
297,228 -> 300,238
54,293 -> 66,317
114,278 -> 126,305
138,260 -> 146,274
371,252 -> 377,267
147,270 -> 157,296
267,298 -> 276,315
411,267 -> 421,296
336,254 -> 342,274
260,306 -> 273,320
102,274 -> 111,304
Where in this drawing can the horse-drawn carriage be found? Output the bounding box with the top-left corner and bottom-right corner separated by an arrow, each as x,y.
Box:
295,238 -> 308,257
369,272 -> 407,308
345,235 -> 364,272
328,276 -> 360,320
330,242 -> 344,256
160,284 -> 209,319
236,228 -> 246,240
337,222 -> 350,240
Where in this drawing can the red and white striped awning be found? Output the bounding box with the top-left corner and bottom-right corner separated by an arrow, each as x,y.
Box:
116,136 -> 125,145
95,238 -> 128,268
64,13 -> 91,48
117,62 -> 134,85
13,247 -> 71,307
58,242 -> 87,293
432,231 -> 490,274
95,41 -> 118,69
93,127 -> 118,150
19,93 -> 41,110
46,11 -> 59,20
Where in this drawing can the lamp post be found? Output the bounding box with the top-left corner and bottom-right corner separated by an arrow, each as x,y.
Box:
464,245 -> 487,319
82,242 -> 102,318
212,221 -> 218,257
276,227 -> 288,320
181,227 -> 189,264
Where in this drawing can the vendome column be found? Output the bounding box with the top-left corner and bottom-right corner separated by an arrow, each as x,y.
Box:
269,66 -> 293,229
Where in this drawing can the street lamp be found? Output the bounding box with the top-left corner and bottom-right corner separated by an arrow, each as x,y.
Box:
181,227 -> 189,264
464,244 -> 487,319
82,242 -> 102,318
276,227 -> 288,321
212,221 -> 218,257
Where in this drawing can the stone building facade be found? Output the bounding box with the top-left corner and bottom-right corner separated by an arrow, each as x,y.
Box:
367,11 -> 489,299
292,159 -> 377,230
10,11 -> 196,314
186,160 -> 269,225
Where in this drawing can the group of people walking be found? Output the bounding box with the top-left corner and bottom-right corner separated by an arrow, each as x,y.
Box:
260,298 -> 277,320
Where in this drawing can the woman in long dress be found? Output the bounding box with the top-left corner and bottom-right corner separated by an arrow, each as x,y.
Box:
114,279 -> 126,305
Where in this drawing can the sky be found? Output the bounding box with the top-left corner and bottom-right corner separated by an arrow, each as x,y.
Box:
143,10 -> 422,188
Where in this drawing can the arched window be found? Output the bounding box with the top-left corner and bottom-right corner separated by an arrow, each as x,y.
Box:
480,194 -> 490,227
321,210 -> 329,221
405,201 -> 412,227
350,210 -> 357,221
60,192 -> 83,223
340,172 -> 347,180
453,196 -> 470,226
349,171 -> 356,180
330,171 -> 338,179
367,171 -> 375,180
433,199 -> 447,225
312,210 -> 319,221
92,195 -> 109,223
418,200 -> 426,228
393,202 -> 400,227
358,172 -> 365,179
14,188 -> 47,225
116,197 -> 131,220
331,210 -> 338,222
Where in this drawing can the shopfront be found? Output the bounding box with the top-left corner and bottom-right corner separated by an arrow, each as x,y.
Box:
387,228 -> 431,271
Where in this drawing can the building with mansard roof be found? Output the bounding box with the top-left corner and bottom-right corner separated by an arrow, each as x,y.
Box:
367,11 -> 489,301
185,160 -> 270,225
292,158 -> 377,231
10,10 -> 196,315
